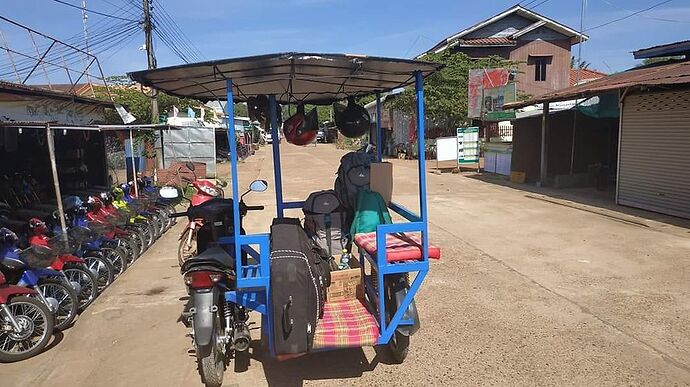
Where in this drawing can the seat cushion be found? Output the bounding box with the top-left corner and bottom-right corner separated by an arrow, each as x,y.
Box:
313,299 -> 379,350
354,232 -> 441,263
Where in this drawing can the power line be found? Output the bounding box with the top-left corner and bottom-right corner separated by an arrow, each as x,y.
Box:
48,0 -> 138,22
529,0 -> 552,9
153,0 -> 203,59
601,0 -> 690,24
586,0 -> 674,31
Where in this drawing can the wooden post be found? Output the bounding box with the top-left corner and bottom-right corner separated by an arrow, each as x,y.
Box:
539,102 -> 549,186
46,123 -> 67,234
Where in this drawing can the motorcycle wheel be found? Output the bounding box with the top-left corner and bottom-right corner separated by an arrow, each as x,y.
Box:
197,313 -> 225,387
139,221 -> 155,250
83,255 -> 115,293
148,214 -> 161,240
178,228 -> 197,267
127,226 -> 146,256
0,296 -> 54,362
63,264 -> 99,311
101,246 -> 128,278
384,276 -> 410,364
123,234 -> 140,265
156,209 -> 169,233
37,278 -> 79,331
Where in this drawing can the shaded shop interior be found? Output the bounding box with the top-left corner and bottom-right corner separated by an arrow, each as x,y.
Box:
510,94 -> 620,189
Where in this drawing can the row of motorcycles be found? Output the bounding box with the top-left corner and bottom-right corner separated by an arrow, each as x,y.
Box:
0,174 -> 180,362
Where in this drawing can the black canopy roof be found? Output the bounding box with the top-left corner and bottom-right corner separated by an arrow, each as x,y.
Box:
128,52 -> 442,104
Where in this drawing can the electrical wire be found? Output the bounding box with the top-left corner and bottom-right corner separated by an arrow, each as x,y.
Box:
153,0 -> 203,60
529,0 -> 552,9
586,0 -> 674,31
601,0 -> 690,24
48,0 -> 138,22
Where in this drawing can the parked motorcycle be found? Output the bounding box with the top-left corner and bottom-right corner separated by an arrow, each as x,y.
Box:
172,179 -> 267,386
0,268 -> 54,363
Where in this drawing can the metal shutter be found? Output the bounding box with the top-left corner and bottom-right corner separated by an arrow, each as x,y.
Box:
618,90 -> 690,219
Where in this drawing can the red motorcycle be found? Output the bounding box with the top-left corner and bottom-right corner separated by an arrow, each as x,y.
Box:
28,219 -> 99,311
0,269 -> 54,362
176,162 -> 226,267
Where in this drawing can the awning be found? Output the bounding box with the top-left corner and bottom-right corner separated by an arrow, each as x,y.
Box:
128,52 -> 443,104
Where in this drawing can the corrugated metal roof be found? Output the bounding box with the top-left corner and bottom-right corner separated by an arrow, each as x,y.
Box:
633,40 -> 690,59
506,60 -> 690,109
569,68 -> 607,86
0,80 -> 114,107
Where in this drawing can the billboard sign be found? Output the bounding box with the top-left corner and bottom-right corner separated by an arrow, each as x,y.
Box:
468,68 -> 510,118
457,126 -> 480,164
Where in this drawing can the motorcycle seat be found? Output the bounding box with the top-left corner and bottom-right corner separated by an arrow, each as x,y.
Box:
181,245 -> 235,273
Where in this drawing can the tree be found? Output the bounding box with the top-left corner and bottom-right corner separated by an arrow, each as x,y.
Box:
387,51 -> 519,129
570,56 -> 591,69
638,56 -> 683,67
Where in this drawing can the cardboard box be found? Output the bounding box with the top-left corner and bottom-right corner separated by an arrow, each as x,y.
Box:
510,171 -> 526,184
327,258 -> 362,302
370,162 -> 393,204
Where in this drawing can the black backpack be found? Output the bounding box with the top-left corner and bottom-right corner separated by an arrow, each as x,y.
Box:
334,149 -> 377,212
269,218 -> 329,355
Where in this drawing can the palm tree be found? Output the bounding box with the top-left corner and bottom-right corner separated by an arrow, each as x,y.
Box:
570,56 -> 591,69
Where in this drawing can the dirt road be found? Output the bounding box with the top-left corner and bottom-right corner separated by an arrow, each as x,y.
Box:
2,144 -> 689,386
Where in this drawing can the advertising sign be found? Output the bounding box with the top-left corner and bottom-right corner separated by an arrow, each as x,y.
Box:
457,126 -> 479,164
482,82 -> 517,121
468,68 -> 510,118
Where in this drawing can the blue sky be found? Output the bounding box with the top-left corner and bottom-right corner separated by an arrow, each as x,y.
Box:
2,0 -> 690,81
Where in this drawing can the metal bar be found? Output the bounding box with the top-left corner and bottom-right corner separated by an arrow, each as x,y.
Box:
129,129 -> 138,197
0,30 -> 21,83
615,87 -> 629,204
539,102 -> 549,186
376,91 -> 383,161
378,270 -> 428,344
69,57 -> 96,94
414,71 -> 429,264
281,201 -> 305,209
225,79 -> 243,275
22,41 -> 55,84
268,95 -> 284,218
46,123 -> 67,234
389,202 -> 421,222
27,31 -> 50,87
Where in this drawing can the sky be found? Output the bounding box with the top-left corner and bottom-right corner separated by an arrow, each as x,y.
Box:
2,0 -> 690,83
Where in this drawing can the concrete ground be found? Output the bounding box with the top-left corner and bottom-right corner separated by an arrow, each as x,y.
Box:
2,144 -> 689,386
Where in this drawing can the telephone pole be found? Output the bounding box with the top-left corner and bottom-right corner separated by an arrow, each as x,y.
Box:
142,0 -> 158,122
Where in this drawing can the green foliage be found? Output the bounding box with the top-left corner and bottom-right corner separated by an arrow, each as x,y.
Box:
638,56 -> 683,67
387,51 -> 519,129
570,56 -> 591,69
234,102 -> 249,118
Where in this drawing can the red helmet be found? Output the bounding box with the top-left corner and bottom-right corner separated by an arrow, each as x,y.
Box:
87,196 -> 103,211
29,218 -> 47,235
283,104 -> 318,146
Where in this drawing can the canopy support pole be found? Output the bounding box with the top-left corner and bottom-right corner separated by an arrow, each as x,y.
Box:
226,79 -> 242,262
376,91 -> 383,162
129,129 -> 139,197
46,123 -> 67,234
414,71 -> 428,252
539,102 -> 549,187
268,95 -> 284,218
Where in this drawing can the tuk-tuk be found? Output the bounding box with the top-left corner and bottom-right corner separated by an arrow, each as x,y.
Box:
130,52 -> 441,386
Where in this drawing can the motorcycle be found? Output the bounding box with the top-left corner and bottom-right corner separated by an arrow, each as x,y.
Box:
171,179 -> 266,385
0,268 -> 54,362
0,228 -> 79,331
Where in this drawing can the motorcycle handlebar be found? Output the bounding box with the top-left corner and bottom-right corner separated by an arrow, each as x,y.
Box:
244,205 -> 264,211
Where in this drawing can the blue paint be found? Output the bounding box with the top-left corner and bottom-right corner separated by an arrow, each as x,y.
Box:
225,79 -> 243,275
376,91 -> 383,162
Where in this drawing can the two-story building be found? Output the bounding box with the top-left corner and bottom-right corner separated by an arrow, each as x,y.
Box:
419,5 -> 588,97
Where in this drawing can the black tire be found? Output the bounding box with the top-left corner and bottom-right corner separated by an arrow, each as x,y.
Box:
83,254 -> 115,293
127,226 -> 146,256
0,296 -> 54,363
138,221 -> 154,250
63,264 -> 99,311
384,277 -> 410,364
178,228 -> 197,267
101,246 -> 128,278
123,234 -> 140,265
197,314 -> 225,387
37,278 -> 79,331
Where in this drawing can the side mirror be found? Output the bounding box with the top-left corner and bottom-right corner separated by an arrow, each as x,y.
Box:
185,162 -> 195,171
159,186 -> 179,199
248,179 -> 268,193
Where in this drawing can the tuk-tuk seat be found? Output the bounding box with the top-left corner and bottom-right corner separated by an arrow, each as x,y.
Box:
354,232 -> 441,263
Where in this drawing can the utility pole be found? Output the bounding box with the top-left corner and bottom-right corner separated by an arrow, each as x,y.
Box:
143,0 -> 158,122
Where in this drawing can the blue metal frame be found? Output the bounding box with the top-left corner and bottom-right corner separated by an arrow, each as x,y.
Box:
221,70 -> 430,354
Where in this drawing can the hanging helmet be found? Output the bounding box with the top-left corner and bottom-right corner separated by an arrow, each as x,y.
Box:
283,104 -> 318,146
0,227 -> 18,243
28,218 -> 47,235
248,94 -> 281,128
334,96 -> 370,138
112,187 -> 124,200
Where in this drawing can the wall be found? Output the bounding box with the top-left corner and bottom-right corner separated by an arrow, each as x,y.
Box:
162,126 -> 216,177
510,39 -> 571,97
511,110 -> 619,183
465,14 -> 533,39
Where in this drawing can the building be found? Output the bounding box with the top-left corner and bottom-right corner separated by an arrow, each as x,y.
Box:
419,5 -> 587,97
505,41 -> 690,219
569,68 -> 607,86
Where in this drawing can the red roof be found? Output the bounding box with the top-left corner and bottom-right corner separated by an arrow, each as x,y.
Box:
455,37 -> 516,47
569,68 -> 607,86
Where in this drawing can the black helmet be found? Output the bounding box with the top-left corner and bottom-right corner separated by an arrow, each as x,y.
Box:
247,94 -> 281,129
334,97 -> 370,138
0,227 -> 18,243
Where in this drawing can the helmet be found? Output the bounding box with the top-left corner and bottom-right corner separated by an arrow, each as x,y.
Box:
112,187 -> 124,200
87,196 -> 103,211
248,94 -> 281,128
28,218 -> 47,235
0,227 -> 18,243
334,97 -> 370,138
283,104 -> 318,146
100,191 -> 113,205
63,196 -> 83,212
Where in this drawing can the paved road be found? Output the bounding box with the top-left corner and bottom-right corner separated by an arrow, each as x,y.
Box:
3,144 -> 689,386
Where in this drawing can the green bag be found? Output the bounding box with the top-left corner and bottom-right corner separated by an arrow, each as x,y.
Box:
350,190 -> 392,235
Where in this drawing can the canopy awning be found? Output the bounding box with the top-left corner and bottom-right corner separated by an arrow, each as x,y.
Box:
128,52 -> 442,104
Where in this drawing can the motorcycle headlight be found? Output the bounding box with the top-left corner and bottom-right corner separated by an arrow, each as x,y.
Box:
199,185 -> 218,197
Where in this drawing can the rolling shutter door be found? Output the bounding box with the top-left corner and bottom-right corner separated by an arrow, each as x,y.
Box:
618,90 -> 690,219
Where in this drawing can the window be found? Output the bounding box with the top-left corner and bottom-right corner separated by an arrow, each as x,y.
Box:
534,58 -> 547,82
